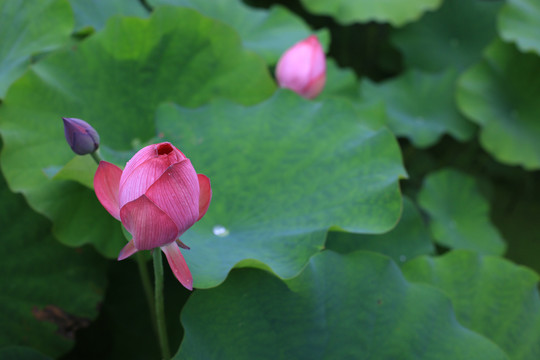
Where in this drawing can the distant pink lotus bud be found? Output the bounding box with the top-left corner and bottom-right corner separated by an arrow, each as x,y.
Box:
276,35 -> 326,99
62,117 -> 100,155
94,142 -> 212,290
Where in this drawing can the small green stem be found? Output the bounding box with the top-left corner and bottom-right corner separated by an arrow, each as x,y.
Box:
90,150 -> 102,164
135,252 -> 158,337
153,249 -> 171,360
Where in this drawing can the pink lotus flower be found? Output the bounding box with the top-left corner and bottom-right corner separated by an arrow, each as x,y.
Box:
276,35 -> 326,99
94,142 -> 211,290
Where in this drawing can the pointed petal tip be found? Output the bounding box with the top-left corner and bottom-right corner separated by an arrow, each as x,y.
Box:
161,243 -> 193,291
118,240 -> 138,260
176,239 -> 190,250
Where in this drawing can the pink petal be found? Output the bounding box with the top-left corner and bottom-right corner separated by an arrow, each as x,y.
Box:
277,43 -> 313,87
145,160 -> 199,236
94,161 -> 122,220
305,35 -> 326,76
161,242 -> 193,290
119,143 -> 187,207
120,195 -> 179,250
118,239 -> 138,260
120,145 -> 158,184
119,156 -> 172,208
120,142 -> 185,189
197,174 -> 212,221
303,72 -> 326,99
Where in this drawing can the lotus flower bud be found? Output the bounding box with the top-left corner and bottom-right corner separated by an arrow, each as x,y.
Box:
276,35 -> 326,99
62,117 -> 100,155
93,142 -> 212,290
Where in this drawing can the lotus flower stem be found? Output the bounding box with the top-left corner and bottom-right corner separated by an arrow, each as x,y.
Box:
135,252 -> 158,337
153,249 -> 171,360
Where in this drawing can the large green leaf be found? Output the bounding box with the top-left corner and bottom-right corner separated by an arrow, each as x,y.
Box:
323,60 -> 386,127
404,250 -> 540,360
498,0 -> 540,55
68,0 -> 148,33
149,0 -> 329,64
51,155 -> 96,189
456,40 -> 540,170
319,59 -> 359,101
176,251 -> 508,359
361,69 -> 476,148
0,169 -> 107,357
0,0 -> 73,98
327,196 -> 434,264
299,0 -> 442,27
0,6 -> 275,257
156,90 -> 406,288
0,347 -> 53,360
391,0 -> 502,72
418,168 -> 505,255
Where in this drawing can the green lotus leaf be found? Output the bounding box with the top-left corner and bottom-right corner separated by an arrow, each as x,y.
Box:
352,100 -> 389,130
0,171 -> 107,358
51,155 -> 96,189
456,39 -> 540,170
149,0 -> 329,64
391,0 -> 502,72
298,0 -> 443,27
498,0 -> 540,55
156,90 -> 406,288
0,6 -> 275,257
0,347 -> 53,360
322,60 -> 386,128
0,0 -> 73,98
418,168 -> 505,255
327,196 -> 434,264
361,69 -> 476,148
404,250 -> 540,360
176,251 -> 508,359
319,59 -> 359,100
68,0 -> 148,33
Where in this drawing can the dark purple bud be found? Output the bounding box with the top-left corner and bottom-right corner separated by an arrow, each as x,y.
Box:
62,117 -> 100,155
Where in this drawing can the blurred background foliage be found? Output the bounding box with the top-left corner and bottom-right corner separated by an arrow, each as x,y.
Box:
0,0 -> 539,359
